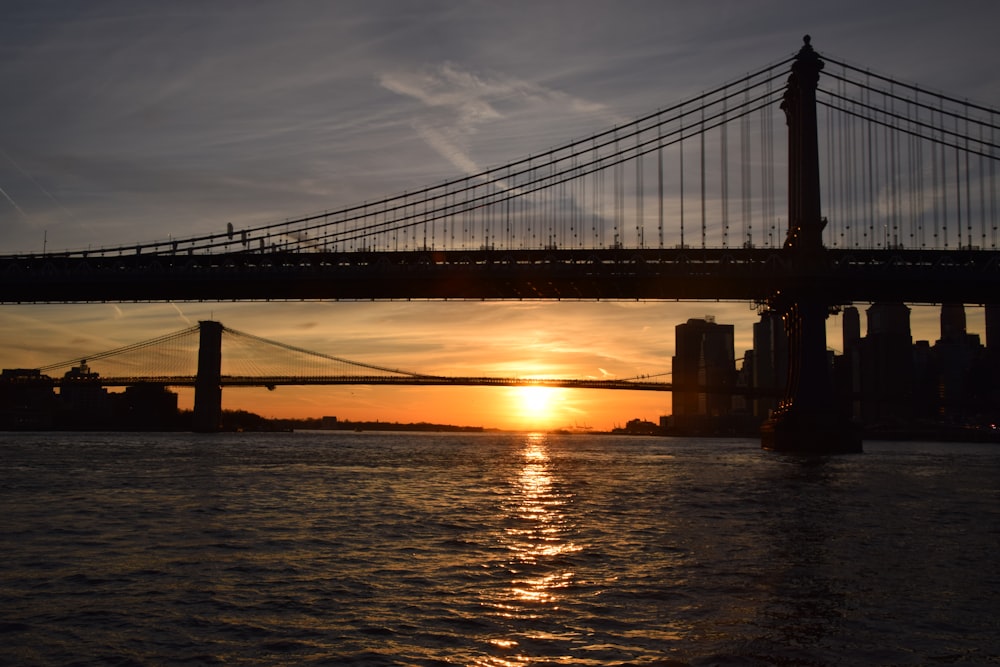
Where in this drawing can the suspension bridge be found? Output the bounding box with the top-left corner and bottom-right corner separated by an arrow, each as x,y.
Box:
29,320 -> 676,392
2,37 -> 998,450
21,320 -> 678,432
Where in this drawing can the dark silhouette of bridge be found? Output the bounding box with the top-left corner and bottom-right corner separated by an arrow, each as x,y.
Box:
3,37 -> 998,450
27,320 -> 682,432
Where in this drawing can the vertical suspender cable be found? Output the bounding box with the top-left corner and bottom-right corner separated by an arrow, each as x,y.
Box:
658,122 -> 664,249
881,96 -> 890,248
992,113 -> 997,249
955,114 -> 963,249
636,131 -> 644,248
942,101 -> 950,248
833,75 -> 841,247
989,114 -> 997,250
932,116 -> 940,247
741,83 -> 751,247
965,114 -> 973,249
851,75 -> 859,247
763,78 -> 774,248
719,86 -> 729,248
827,79 -> 837,246
613,136 -> 621,247
701,105 -> 707,249
979,119 -> 987,249
889,82 -> 899,247
680,123 -> 685,248
866,76 -> 875,249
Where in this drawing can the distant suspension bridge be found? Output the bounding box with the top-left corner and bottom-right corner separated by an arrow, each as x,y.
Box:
29,321 -> 674,387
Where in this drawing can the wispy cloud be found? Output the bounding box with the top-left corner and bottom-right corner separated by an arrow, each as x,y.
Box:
169,302 -> 192,326
379,63 -> 610,177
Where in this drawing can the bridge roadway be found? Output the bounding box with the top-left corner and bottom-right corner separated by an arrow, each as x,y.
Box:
29,374 -> 784,397
39,374 -> 681,392
2,247 -> 999,304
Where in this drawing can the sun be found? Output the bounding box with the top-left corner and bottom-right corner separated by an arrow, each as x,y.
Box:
510,385 -> 560,429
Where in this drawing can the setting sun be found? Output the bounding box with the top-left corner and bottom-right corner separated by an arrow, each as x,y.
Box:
509,385 -> 563,430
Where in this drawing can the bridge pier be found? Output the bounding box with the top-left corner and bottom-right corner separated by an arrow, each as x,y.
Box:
760,300 -> 860,454
193,320 -> 223,432
761,36 -> 861,454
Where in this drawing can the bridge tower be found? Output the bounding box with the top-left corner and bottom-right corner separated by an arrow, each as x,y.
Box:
760,37 -> 862,454
193,320 -> 223,432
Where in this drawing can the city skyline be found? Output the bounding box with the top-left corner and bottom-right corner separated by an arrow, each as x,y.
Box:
1,2 -> 998,430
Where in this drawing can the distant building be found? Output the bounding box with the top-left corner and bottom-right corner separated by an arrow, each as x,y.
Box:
58,361 -> 112,428
933,303 -> 986,423
115,384 -> 180,430
837,306 -> 863,420
0,369 -> 56,429
1,362 -> 181,431
985,304 -> 1000,413
751,310 -> 787,419
670,316 -> 736,433
659,303 -> 998,439
858,302 -> 913,425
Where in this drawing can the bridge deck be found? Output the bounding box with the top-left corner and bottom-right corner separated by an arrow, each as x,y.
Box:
16,374 -> 780,396
2,248 -> 999,304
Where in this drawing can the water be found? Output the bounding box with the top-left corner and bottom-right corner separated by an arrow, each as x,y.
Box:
1,432 -> 997,666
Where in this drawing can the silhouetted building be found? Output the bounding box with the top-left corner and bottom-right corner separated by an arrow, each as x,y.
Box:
859,303 -> 913,425
751,310 -> 787,419
0,369 -> 56,429
986,304 -> 1000,352
843,306 -> 861,349
933,303 -> 985,423
671,316 -> 736,433
115,384 -> 180,430
835,306 -> 863,421
57,361 -> 112,429
985,304 -> 1000,414
660,303 -> 998,439
734,349 -> 754,416
1,360 -> 184,431
912,340 -> 939,420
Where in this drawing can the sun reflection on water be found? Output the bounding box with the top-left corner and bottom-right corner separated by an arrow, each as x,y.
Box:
504,434 -> 580,613
474,433 -> 585,665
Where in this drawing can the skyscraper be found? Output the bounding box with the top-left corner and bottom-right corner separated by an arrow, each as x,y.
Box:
752,310 -> 787,419
934,303 -> 983,422
940,303 -> 967,343
860,302 -> 913,424
672,317 -> 735,424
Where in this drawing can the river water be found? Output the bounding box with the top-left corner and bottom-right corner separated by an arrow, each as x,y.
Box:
0,431 -> 997,666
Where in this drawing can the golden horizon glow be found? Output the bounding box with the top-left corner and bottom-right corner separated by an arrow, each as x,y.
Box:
2,301 -> 988,432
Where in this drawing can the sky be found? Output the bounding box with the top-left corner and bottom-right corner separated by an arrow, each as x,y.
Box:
1,0 -> 999,430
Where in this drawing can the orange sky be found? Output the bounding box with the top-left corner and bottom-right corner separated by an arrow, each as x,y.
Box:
0,300 -> 986,431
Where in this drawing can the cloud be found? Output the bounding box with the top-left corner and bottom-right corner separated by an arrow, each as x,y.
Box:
169,302 -> 192,326
379,62 -> 610,177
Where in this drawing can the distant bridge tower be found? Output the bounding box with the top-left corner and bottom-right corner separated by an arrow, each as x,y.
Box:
760,37 -> 862,454
193,320 -> 223,432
